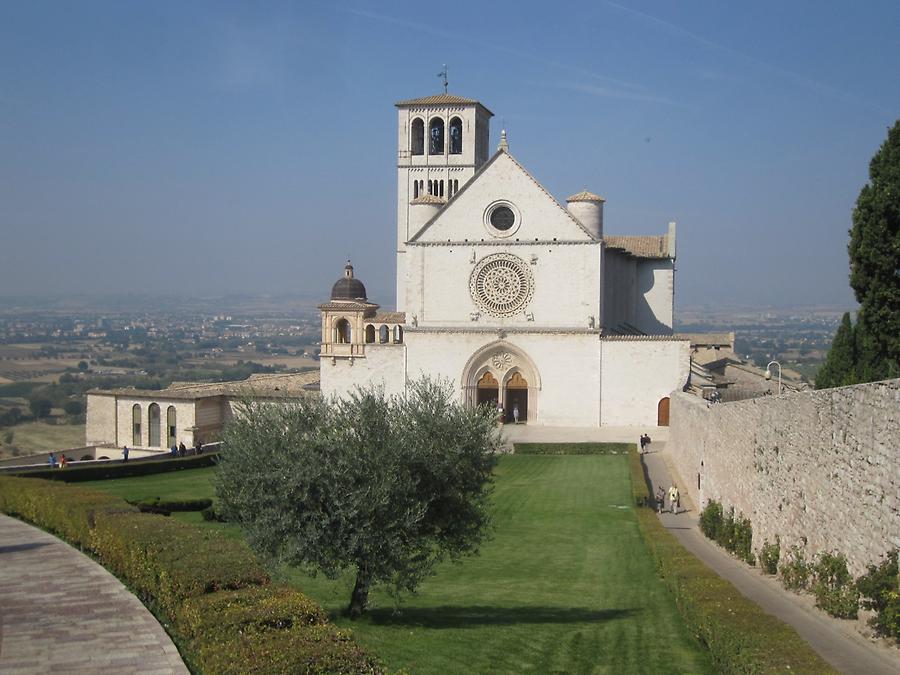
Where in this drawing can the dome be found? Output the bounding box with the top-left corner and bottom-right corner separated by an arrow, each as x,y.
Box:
330,261 -> 367,301
566,190 -> 605,203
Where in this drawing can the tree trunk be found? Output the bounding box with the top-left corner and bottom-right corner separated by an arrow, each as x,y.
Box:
348,567 -> 370,619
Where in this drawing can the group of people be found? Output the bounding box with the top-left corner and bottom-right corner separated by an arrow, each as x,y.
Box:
121,441 -> 203,463
656,484 -> 680,514
47,452 -> 68,468
495,402 -> 522,424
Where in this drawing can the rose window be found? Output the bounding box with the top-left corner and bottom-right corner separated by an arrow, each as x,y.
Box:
470,254 -> 535,317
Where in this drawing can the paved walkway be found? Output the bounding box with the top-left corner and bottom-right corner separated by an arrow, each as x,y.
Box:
643,445 -> 900,675
0,514 -> 189,674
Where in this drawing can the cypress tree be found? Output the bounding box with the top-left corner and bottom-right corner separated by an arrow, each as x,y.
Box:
816,312 -> 857,389
848,120 -> 900,381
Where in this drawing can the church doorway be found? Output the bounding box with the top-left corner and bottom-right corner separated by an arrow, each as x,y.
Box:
476,371 -> 499,409
505,371 -> 528,423
657,397 -> 670,426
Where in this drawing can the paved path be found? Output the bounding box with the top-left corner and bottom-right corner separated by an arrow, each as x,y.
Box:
642,445 -> 900,675
0,514 -> 189,674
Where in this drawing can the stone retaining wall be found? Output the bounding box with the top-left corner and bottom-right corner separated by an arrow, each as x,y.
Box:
668,379 -> 899,575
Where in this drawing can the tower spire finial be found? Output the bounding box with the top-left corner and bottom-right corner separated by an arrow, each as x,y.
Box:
437,64 -> 448,93
498,129 -> 509,152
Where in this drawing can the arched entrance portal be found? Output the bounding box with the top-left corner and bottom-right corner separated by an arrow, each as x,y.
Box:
505,371 -> 528,423
461,342 -> 540,424
476,371 -> 499,409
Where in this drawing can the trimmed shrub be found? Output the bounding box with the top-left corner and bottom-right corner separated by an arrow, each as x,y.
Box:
628,449 -> 836,674
89,510 -> 269,616
811,552 -> 859,619
699,499 -> 754,565
699,499 -> 723,540
131,497 -> 213,512
514,442 -> 631,455
10,452 -> 218,482
780,545 -> 813,592
856,549 -> 900,639
759,537 -> 781,575
0,475 -> 380,673
201,505 -> 228,522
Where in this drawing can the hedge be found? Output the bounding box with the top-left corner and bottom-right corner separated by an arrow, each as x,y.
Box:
514,442 -> 631,455
9,452 -> 220,482
626,448 -> 837,674
0,475 -> 381,674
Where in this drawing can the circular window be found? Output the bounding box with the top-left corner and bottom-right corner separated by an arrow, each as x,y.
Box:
490,206 -> 515,231
470,253 -> 535,317
483,201 -> 521,237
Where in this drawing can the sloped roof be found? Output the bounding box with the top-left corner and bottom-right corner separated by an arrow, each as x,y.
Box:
567,190 -> 605,203
395,94 -> 493,115
88,372 -> 320,400
605,235 -> 671,259
371,311 -> 406,323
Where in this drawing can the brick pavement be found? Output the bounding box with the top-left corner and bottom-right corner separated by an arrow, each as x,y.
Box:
0,514 -> 189,674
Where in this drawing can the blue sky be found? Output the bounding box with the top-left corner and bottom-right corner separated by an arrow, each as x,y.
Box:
1,0 -> 897,308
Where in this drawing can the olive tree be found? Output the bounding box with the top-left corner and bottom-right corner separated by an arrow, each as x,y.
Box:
215,378 -> 499,618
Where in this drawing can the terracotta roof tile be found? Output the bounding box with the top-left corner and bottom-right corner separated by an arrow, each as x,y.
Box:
566,190 -> 605,202
604,235 -> 670,259
395,93 -> 481,106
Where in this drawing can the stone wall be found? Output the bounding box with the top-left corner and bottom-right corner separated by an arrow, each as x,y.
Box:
667,379 -> 900,575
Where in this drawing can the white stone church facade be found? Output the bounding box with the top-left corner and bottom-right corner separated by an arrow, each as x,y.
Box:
319,93 -> 689,427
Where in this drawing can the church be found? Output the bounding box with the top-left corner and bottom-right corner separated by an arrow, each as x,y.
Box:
319,92 -> 690,427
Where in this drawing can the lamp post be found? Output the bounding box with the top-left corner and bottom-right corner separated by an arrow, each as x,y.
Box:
765,360 -> 782,395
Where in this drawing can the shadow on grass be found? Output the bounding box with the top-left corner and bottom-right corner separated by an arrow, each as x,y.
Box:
355,605 -> 635,629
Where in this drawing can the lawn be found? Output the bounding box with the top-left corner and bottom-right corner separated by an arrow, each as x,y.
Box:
84,455 -> 714,674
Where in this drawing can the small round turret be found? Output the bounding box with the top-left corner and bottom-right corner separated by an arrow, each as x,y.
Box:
566,190 -> 605,239
408,194 -> 445,234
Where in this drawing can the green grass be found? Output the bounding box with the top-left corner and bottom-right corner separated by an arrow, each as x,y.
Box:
85,456 -> 714,674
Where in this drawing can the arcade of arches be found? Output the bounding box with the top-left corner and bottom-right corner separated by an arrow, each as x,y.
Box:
467,346 -> 538,423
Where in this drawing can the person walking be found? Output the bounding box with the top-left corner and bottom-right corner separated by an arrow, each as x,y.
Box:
48,452 -> 58,468
512,402 -> 520,424
656,486 -> 666,514
122,445 -> 129,463
59,453 -> 68,469
178,442 -> 186,457
668,484 -> 680,514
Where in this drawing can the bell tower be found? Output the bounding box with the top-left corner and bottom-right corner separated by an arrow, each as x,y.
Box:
394,94 -> 493,311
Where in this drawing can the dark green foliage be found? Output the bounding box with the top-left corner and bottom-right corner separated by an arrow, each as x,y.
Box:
216,378 -> 499,618
698,500 -> 754,565
780,545 -> 813,591
811,552 -> 859,619
759,537 -> 781,575
816,313 -> 858,388
10,451 -> 218,482
847,120 -> 900,381
0,475 -> 379,673
627,451 -> 837,674
201,504 -> 228,522
129,497 -> 213,514
514,442 -> 631,455
856,549 -> 900,639
28,396 -> 53,419
63,399 -> 85,416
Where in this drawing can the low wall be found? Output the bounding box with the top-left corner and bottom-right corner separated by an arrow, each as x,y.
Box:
668,379 -> 899,575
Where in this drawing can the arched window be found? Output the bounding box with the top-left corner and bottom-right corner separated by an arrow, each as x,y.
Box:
379,325 -> 389,343
429,117 -> 444,155
454,179 -> 459,193
365,324 -> 375,343
394,325 -> 404,343
413,181 -> 419,198
167,406 -> 176,447
439,180 -> 444,197
335,318 -> 351,344
148,403 -> 161,447
410,118 -> 424,155
427,180 -> 432,195
419,180 -> 424,193
132,404 -> 141,446
449,117 -> 462,154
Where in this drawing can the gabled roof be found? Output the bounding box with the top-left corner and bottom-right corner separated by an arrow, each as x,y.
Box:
408,150 -> 598,243
395,94 -> 493,116
604,235 -> 671,259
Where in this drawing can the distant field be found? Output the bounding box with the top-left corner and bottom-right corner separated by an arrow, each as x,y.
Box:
0,420 -> 85,459
85,456 -> 714,674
